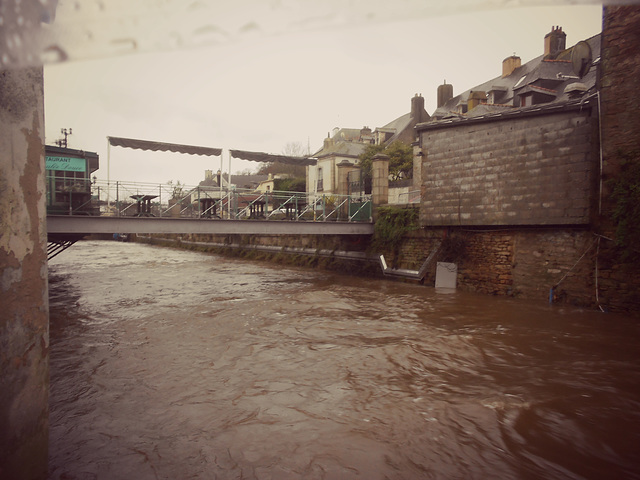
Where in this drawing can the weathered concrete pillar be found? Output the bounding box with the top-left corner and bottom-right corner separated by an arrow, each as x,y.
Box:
372,154 -> 390,206
0,67 -> 49,480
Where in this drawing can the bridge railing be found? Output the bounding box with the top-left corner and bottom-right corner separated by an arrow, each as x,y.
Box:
56,179 -> 372,222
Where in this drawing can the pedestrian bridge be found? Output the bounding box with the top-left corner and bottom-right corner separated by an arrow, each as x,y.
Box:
46,179 -> 374,259
47,215 -> 374,236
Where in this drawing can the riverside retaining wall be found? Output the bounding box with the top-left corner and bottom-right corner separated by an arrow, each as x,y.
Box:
139,222 -> 639,314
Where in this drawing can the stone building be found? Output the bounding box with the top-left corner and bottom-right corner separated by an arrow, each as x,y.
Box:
307,94 -> 429,197
410,26 -> 607,304
400,15 -> 640,312
418,27 -> 600,227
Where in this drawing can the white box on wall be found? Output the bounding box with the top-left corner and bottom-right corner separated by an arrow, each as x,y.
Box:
435,262 -> 457,288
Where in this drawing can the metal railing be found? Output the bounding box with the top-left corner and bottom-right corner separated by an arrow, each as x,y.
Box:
397,189 -> 421,204
47,178 -> 373,223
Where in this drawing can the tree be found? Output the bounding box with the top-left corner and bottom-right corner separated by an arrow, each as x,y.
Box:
358,143 -> 386,180
358,141 -> 413,182
385,141 -> 413,181
256,141 -> 308,178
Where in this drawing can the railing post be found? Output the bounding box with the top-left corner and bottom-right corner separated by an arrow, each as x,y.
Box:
322,194 -> 326,221
158,184 -> 162,217
116,181 -> 120,216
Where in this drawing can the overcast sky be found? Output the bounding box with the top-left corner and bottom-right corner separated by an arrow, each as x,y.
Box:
43,2 -> 603,186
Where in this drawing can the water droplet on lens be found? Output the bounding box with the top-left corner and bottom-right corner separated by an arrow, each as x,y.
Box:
40,44 -> 68,64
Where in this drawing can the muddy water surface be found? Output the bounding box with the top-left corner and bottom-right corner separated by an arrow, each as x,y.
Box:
48,240 -> 640,479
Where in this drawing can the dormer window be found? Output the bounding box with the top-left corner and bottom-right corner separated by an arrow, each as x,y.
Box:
488,85 -> 508,105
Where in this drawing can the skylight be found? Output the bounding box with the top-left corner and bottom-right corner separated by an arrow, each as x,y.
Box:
514,75 -> 527,89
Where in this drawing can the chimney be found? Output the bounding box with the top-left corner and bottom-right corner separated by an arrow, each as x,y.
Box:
544,26 -> 566,59
411,93 -> 426,122
437,81 -> 454,108
502,55 -> 521,77
323,133 -> 335,149
467,90 -> 487,111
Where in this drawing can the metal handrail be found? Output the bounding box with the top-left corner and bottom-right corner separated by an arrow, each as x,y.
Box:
50,179 -> 372,222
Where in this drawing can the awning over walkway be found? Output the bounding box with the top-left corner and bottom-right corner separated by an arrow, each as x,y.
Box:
108,136 -> 222,157
230,149 -> 316,166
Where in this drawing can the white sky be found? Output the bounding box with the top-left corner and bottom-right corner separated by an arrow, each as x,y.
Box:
43,2 -> 603,186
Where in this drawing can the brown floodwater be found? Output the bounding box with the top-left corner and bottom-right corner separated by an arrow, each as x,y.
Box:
47,240 -> 640,480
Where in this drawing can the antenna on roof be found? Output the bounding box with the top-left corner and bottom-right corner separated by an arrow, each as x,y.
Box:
571,41 -> 593,78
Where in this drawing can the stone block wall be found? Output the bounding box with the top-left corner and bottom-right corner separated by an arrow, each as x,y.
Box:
600,6 -> 640,180
419,108 -> 597,226
392,226 -> 633,309
456,231 -> 515,295
142,224 -> 640,313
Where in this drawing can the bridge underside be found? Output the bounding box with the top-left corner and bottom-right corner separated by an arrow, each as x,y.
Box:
47,215 -> 374,236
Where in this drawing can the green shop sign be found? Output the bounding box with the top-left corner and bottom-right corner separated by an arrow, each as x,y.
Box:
46,155 -> 86,172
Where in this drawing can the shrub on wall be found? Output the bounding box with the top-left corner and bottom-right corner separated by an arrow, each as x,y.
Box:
609,151 -> 640,261
372,206 -> 419,262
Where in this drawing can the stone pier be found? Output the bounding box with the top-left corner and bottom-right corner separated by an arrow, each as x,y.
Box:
0,66 -> 49,480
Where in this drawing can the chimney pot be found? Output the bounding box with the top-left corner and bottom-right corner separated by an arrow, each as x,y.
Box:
544,25 -> 567,59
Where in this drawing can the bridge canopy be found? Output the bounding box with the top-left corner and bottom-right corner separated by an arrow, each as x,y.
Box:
108,136 -> 222,157
230,149 -> 316,166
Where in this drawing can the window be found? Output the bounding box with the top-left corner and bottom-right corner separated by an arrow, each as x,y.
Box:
514,75 -> 527,89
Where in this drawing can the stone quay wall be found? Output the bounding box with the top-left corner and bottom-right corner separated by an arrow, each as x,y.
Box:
140,221 -> 640,314
389,226 -> 638,312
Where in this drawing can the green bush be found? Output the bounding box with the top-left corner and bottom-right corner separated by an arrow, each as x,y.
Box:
372,206 -> 419,252
610,153 -> 640,261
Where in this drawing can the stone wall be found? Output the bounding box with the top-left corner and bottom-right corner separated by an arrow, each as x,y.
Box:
141,221 -> 640,313
419,108 -> 598,226
596,5 -> 640,314
394,227 -> 631,310
600,6 -> 640,184
138,232 -> 380,277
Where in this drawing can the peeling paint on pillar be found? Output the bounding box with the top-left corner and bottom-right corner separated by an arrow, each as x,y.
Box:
0,67 -> 49,480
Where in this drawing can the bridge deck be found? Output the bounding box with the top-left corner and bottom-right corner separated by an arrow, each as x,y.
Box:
47,215 -> 374,236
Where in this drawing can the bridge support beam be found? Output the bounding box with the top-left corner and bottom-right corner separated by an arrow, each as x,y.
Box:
0,67 -> 49,479
46,216 -> 374,236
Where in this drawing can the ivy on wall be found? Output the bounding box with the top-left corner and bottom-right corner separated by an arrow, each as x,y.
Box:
372,206 -> 419,255
609,151 -> 640,261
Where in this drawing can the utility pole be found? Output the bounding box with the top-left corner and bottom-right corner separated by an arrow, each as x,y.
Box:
55,127 -> 72,148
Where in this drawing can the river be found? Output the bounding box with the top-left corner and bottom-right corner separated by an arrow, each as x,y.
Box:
47,240 -> 640,480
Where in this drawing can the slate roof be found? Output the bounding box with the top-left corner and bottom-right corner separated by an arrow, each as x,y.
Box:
425,33 -> 601,125
312,95 -> 429,158
379,112 -> 412,142
314,140 -> 367,159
